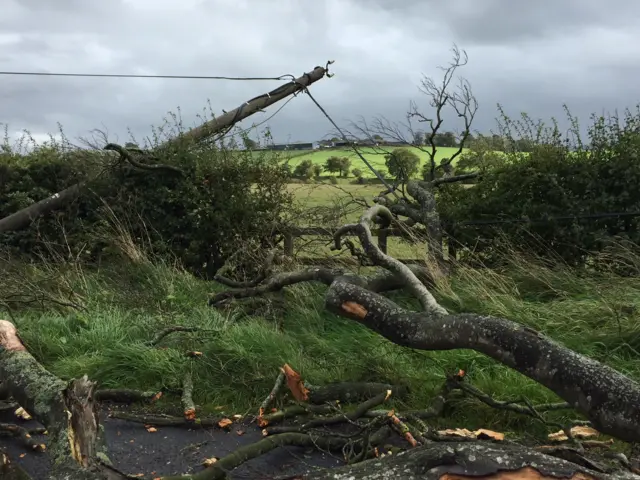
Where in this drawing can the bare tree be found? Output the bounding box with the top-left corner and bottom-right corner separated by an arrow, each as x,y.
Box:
349,45 -> 480,266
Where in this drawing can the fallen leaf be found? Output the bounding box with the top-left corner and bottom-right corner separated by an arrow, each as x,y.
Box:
236,430 -> 245,436
218,418 -> 233,428
232,414 -> 242,419
474,429 -> 505,441
146,426 -> 157,433
548,426 -> 599,442
187,351 -> 203,357
202,457 -> 218,467
280,364 -> 309,401
184,408 -> 197,421
14,407 -> 31,420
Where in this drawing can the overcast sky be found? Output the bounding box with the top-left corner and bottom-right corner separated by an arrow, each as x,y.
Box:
2,0 -> 639,146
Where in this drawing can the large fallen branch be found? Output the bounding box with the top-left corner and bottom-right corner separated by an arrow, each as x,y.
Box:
0,320 -> 123,479
1,313 -> 638,479
293,441 -> 640,480
211,204 -> 640,444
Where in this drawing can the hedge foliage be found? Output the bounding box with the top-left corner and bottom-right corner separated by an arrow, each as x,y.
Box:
0,138 -> 292,279
438,107 -> 640,266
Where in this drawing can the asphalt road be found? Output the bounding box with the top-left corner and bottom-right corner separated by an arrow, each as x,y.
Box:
0,406 -> 345,479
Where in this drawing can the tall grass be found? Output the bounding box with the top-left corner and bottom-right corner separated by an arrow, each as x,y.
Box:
2,232 -> 639,439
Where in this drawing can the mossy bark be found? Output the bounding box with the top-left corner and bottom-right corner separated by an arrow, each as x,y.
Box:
298,441 -> 640,480
0,320 -> 122,479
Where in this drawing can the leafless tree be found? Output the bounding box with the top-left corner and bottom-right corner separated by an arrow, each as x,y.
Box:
347,45 -> 480,267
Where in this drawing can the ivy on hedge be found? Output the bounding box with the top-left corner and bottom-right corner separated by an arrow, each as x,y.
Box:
0,144 -> 292,279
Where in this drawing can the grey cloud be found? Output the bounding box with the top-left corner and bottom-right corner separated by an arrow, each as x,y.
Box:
360,0 -> 640,45
1,0 -> 639,145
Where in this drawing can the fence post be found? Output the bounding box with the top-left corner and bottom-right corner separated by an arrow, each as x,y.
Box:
283,230 -> 294,257
378,228 -> 388,254
446,230 -> 457,261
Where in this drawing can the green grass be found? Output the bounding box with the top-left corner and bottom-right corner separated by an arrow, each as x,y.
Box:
278,146 -> 466,177
5,244 -> 639,439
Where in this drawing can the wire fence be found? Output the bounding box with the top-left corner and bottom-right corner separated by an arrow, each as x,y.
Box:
281,210 -> 640,263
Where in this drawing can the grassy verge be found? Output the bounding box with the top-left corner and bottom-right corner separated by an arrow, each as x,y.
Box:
3,243 -> 639,439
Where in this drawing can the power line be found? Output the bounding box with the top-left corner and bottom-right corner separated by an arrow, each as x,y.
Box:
224,95 -> 298,140
447,211 -> 640,228
0,71 -> 296,81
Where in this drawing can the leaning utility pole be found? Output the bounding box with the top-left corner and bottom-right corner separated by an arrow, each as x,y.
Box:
163,64 -> 331,149
0,63 -> 332,235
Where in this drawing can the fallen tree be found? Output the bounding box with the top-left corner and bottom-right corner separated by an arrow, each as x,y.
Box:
206,203 -> 640,478
1,183 -> 640,477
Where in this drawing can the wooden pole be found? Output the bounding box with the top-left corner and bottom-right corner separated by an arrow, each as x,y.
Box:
0,64 -> 331,235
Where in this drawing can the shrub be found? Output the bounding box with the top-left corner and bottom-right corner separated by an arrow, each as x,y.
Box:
324,156 -> 351,177
385,148 -> 420,182
0,133 -> 293,279
293,159 -> 314,179
438,107 -> 640,266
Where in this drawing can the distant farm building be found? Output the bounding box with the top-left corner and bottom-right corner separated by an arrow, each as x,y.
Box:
267,142 -> 318,151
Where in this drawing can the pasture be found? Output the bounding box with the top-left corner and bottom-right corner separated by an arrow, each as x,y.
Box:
276,146 -> 467,176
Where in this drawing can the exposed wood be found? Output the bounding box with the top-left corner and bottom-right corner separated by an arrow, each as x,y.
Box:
0,320 -> 121,479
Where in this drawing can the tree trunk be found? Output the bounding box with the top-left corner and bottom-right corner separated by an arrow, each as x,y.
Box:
0,182 -> 87,235
405,180 -> 444,265
0,320 -> 122,479
296,441 -> 640,480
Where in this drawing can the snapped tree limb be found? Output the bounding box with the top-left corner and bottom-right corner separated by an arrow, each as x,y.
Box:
213,204 -> 640,444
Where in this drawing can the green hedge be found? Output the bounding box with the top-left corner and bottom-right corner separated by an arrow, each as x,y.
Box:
438,110 -> 640,266
0,144 -> 292,278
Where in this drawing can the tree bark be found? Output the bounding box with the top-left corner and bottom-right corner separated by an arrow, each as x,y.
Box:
0,320 -> 123,479
294,441 -> 640,480
323,279 -> 640,443
0,182 -> 87,235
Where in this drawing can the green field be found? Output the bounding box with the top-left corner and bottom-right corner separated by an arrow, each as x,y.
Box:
278,146 -> 467,177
